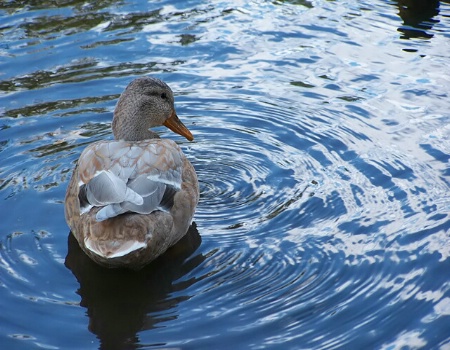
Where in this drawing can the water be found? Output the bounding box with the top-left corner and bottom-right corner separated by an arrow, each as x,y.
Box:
1,0 -> 449,349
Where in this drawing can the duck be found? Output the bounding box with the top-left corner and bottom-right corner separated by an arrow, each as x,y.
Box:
65,76 -> 199,269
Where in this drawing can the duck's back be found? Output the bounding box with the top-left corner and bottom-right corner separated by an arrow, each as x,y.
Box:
64,138 -> 199,268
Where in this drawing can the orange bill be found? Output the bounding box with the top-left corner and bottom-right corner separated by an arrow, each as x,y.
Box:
163,111 -> 194,141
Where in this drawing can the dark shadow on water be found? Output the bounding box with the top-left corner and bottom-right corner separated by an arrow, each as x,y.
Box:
65,223 -> 203,350
273,0 -> 313,8
394,0 -> 440,39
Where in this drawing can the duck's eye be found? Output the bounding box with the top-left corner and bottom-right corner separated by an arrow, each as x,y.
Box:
161,92 -> 167,100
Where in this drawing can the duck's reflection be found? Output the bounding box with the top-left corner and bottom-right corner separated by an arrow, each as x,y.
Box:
65,223 -> 203,350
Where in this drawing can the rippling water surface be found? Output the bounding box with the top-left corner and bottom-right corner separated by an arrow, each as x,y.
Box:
1,0 -> 450,349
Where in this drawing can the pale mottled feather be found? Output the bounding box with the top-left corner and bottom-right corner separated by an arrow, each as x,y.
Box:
84,237 -> 147,258
78,139 -> 184,222
85,170 -> 143,206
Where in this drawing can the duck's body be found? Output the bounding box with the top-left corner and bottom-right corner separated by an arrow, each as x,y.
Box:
65,77 -> 198,269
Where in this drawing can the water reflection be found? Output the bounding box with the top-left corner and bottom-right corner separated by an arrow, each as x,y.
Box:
1,0 -> 449,348
65,223 -> 203,350
395,0 -> 440,39
0,0 -> 121,13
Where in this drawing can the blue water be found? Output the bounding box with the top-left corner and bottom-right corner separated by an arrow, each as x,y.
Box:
1,0 -> 450,349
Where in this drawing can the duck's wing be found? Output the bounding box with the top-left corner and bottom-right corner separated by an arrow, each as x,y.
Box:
77,139 -> 184,222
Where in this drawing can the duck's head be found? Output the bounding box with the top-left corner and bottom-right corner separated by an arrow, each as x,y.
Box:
112,76 -> 194,142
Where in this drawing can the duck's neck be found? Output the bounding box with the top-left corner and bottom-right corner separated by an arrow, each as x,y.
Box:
113,126 -> 159,141
112,111 -> 159,141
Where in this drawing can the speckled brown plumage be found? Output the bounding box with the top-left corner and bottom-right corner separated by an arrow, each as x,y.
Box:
64,77 -> 199,269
